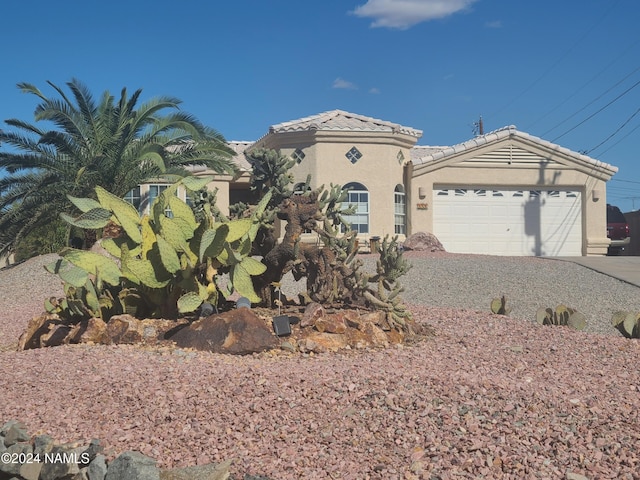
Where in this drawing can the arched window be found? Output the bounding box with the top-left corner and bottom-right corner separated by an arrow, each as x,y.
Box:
394,185 -> 406,235
343,182 -> 369,234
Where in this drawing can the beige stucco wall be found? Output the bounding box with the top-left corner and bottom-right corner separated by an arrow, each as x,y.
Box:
410,141 -> 611,256
258,130 -> 417,242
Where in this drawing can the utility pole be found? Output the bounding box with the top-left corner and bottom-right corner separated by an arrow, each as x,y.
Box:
473,116 -> 484,136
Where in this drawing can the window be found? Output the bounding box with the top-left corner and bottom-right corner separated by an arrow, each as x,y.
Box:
148,184 -> 173,218
346,147 -> 363,164
292,148 -> 305,164
394,185 -> 406,235
343,182 -> 369,234
123,186 -> 141,211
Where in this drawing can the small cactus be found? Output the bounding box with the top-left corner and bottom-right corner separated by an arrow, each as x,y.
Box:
490,296 -> 511,315
535,304 -> 586,331
611,311 -> 640,338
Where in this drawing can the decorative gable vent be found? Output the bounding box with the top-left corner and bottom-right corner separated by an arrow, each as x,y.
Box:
292,148 -> 305,164
346,146 -> 362,164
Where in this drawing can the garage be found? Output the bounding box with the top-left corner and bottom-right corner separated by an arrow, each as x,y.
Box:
433,188 -> 582,256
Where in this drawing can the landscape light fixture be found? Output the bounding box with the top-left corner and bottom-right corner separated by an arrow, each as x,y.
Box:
271,282 -> 291,337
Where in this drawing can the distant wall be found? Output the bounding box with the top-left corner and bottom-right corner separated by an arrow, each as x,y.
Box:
623,211 -> 640,255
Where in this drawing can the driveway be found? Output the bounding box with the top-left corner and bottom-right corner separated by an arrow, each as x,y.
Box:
550,256 -> 640,288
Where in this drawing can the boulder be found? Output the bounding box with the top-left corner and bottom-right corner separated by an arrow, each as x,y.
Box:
106,315 -> 145,344
298,332 -> 348,353
300,302 -> 325,328
314,314 -> 347,334
2,420 -> 29,447
17,314 -> 62,351
38,445 -> 84,479
104,451 -> 160,480
169,308 -> 279,355
67,318 -> 111,345
40,323 -> 72,348
402,232 -> 445,252
159,459 -> 232,480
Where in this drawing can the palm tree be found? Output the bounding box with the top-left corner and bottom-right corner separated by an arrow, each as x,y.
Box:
0,78 -> 238,257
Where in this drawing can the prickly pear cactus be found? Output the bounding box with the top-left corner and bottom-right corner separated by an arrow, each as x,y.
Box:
611,311 -> 640,338
47,176 -> 270,322
491,296 -> 511,315
535,304 -> 587,331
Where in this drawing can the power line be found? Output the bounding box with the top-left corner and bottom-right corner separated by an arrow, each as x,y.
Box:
550,76 -> 640,142
490,0 -> 622,118
526,37 -> 640,131
597,120 -> 640,156
541,64 -> 640,137
587,106 -> 640,154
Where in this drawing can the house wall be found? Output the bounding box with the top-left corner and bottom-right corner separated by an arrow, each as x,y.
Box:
410,147 -> 610,256
261,131 -> 416,242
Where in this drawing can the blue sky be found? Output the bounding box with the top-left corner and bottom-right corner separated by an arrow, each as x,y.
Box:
2,0 -> 640,211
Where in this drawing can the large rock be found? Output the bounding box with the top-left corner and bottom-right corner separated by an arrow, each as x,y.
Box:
17,314 -> 62,350
159,459 -> 232,480
67,318 -> 111,345
403,232 -> 445,252
106,315 -> 146,344
300,302 -> 325,328
40,324 -> 72,348
105,451 -> 159,480
169,308 -> 279,355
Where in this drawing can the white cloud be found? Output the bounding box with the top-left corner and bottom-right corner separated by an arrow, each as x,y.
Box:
369,87 -> 381,94
351,0 -> 479,30
484,20 -> 502,28
333,78 -> 358,90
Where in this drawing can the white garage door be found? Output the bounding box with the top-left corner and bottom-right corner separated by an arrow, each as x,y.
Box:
433,188 -> 582,256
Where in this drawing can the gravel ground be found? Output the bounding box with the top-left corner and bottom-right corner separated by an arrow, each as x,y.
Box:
1,253 -> 640,479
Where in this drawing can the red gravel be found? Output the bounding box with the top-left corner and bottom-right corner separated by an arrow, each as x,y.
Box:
1,255 -> 640,479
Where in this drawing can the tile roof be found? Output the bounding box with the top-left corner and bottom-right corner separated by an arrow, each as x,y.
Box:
268,109 -> 423,138
228,141 -> 254,171
411,125 -> 618,174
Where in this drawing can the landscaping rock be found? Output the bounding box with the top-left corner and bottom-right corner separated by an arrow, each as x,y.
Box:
39,445 -> 83,479
17,314 -> 62,350
67,318 -> 110,345
87,454 -> 108,480
169,309 -> 279,355
300,302 -> 324,328
106,315 -> 145,344
40,324 -> 72,348
104,451 -> 159,480
314,314 -> 347,334
159,458 -> 232,480
402,231 -> 445,252
2,421 -> 29,447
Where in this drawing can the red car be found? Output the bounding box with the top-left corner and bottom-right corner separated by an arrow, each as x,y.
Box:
607,204 -> 630,255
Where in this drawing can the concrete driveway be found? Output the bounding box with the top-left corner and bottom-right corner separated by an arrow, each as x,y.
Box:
550,256 -> 640,288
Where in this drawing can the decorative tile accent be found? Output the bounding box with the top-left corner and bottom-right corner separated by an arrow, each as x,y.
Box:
346,146 -> 362,164
292,148 -> 305,164
397,150 -> 405,164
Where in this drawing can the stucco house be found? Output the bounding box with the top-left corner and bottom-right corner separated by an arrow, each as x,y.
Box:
141,109 -> 618,257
